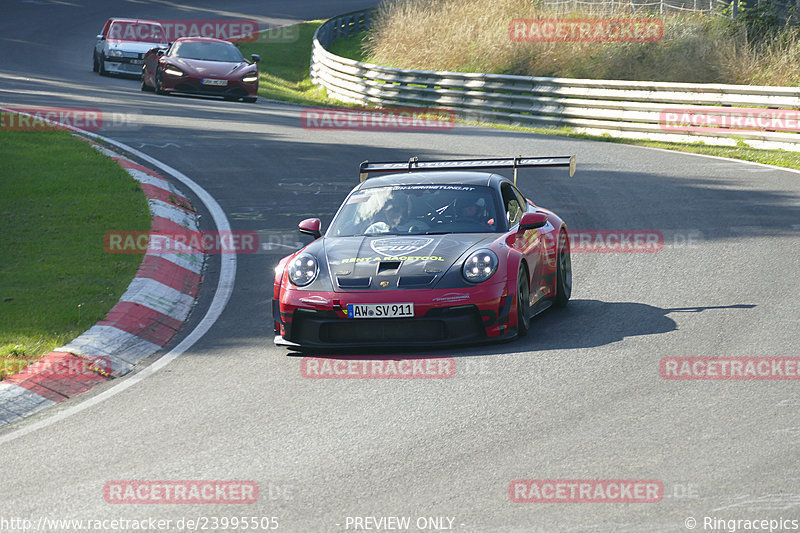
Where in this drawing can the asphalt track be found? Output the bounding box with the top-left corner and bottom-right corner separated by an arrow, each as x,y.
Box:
1,1 -> 800,531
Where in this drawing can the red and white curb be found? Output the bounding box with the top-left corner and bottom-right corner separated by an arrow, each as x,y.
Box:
0,141 -> 204,427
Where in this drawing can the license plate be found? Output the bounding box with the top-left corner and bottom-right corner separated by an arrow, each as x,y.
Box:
129,59 -> 143,65
201,78 -> 228,86
346,303 -> 414,319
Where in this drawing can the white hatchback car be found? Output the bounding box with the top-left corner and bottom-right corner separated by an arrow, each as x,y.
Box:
93,18 -> 167,76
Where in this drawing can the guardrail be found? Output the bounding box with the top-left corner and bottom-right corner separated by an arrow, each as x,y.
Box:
310,8 -> 800,151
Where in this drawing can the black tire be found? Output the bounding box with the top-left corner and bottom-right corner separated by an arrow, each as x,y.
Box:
98,53 -> 107,75
92,52 -> 99,72
154,68 -> 166,94
554,230 -> 572,308
516,263 -> 530,337
243,96 -> 257,103
140,73 -> 153,92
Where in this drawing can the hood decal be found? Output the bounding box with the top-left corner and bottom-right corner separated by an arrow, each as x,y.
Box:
321,234 -> 496,291
370,237 -> 433,257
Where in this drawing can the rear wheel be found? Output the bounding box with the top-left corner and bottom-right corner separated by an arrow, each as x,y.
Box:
516,263 -> 530,337
243,97 -> 257,103
554,230 -> 572,308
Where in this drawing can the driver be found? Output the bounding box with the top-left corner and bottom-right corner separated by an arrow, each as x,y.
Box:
454,197 -> 493,227
364,195 -> 429,234
384,198 -> 408,229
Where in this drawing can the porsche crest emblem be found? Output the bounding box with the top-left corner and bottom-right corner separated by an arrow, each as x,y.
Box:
370,237 -> 433,257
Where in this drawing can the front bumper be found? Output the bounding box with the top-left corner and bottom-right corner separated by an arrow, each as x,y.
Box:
103,58 -> 144,76
162,77 -> 257,99
273,282 -> 515,349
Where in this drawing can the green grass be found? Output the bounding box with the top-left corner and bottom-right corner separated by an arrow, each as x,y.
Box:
328,30 -> 368,61
238,22 -> 334,106
0,125 -> 150,378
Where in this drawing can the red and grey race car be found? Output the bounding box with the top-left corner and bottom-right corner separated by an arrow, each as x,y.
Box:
141,36 -> 259,102
273,156 -> 575,349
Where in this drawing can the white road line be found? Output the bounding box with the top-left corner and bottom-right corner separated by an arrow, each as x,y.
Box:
630,143 -> 800,177
0,133 -> 235,445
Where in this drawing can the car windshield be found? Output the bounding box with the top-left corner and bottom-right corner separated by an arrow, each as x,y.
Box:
107,22 -> 165,43
170,41 -> 244,62
328,184 -> 501,237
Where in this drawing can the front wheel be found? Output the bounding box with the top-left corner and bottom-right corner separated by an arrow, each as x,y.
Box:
554,230 -> 572,308
98,53 -> 107,75
243,97 -> 257,103
154,68 -> 166,94
140,72 -> 154,92
92,52 -> 99,72
516,264 -> 530,337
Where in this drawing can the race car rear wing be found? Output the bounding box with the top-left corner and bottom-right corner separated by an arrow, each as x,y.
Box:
359,155 -> 576,184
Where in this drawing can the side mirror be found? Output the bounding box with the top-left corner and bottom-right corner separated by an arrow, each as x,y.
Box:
251,54 -> 261,63
97,34 -> 105,41
298,218 -> 322,239
156,48 -> 165,56
518,212 -> 548,231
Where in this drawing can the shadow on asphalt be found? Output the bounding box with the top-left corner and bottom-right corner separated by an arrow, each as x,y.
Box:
280,299 -> 757,359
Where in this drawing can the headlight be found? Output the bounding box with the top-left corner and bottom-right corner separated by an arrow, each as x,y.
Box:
241,72 -> 258,83
164,66 -> 185,77
288,254 -> 318,287
462,249 -> 498,283
108,49 -> 123,57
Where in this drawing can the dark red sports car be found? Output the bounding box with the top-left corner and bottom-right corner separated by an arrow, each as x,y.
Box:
273,156 -> 576,349
141,36 -> 259,102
